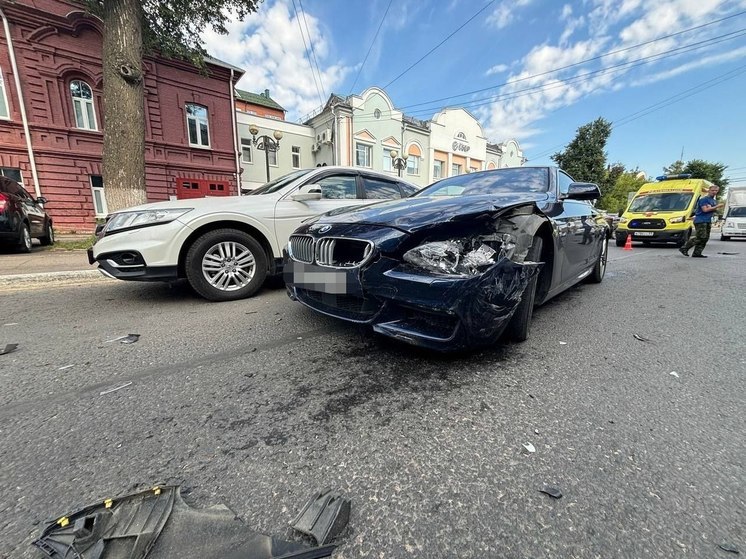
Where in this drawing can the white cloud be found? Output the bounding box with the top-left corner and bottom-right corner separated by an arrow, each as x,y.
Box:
485,63 -> 509,76
481,0 -> 741,144
201,0 -> 352,121
486,0 -> 533,29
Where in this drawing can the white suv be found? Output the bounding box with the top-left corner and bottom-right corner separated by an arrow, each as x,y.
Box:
89,167 -> 417,301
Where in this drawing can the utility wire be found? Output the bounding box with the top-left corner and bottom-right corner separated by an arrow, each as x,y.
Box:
298,0 -> 326,99
349,0 -> 394,94
382,0 -> 496,89
291,0 -> 324,106
352,29 -> 746,123
397,9 -> 746,110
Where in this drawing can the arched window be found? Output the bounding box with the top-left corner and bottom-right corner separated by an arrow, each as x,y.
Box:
70,80 -> 97,130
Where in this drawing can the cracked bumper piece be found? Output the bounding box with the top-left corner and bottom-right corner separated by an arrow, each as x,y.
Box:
32,485 -> 339,559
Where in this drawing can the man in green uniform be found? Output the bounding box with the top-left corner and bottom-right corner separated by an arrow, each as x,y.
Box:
679,185 -> 723,258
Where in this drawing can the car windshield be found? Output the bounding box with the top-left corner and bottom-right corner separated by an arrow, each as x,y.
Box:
628,192 -> 693,212
416,167 -> 549,197
249,169 -> 313,195
728,206 -> 746,217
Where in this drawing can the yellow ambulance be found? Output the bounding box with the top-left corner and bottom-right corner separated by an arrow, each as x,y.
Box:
615,174 -> 713,247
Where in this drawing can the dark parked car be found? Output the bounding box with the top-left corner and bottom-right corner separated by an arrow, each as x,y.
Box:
284,166 -> 608,351
0,177 -> 54,252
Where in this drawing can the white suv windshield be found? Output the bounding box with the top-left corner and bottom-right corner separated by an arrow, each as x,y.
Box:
250,169 -> 313,195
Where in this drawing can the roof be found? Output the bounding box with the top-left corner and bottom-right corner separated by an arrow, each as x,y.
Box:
235,89 -> 286,112
204,56 -> 245,75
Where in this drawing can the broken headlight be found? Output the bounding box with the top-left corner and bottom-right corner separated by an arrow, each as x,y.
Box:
403,235 -> 516,277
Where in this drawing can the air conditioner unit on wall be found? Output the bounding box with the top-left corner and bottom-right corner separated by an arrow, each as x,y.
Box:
311,143 -> 320,153
323,128 -> 332,144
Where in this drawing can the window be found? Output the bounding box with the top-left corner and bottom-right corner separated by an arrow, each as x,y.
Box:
90,175 -> 107,217
186,103 -> 210,147
355,143 -> 372,167
0,68 -> 9,119
363,177 -> 402,200
451,163 -> 462,176
292,146 -> 301,169
383,148 -> 394,172
268,149 -> 277,166
433,161 -> 443,180
0,167 -> 22,183
558,171 -> 574,196
407,156 -> 419,176
318,175 -> 358,199
240,138 -> 253,163
70,80 -> 97,130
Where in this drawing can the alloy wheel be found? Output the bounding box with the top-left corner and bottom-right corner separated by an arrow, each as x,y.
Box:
201,241 -> 256,292
22,226 -> 31,250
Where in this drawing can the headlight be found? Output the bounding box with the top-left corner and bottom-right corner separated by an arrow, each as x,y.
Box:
105,208 -> 193,233
669,216 -> 686,223
726,220 -> 736,228
403,236 -> 514,276
619,218 -> 628,224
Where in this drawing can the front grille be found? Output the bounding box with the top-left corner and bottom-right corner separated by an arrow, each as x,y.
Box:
629,218 -> 666,230
289,235 -> 373,268
738,223 -> 746,230
316,238 -> 373,268
289,235 -> 314,263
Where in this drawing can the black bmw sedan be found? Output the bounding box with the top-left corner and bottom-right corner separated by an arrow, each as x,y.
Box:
284,166 -> 608,351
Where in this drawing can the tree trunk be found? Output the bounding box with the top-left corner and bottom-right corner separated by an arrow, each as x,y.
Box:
102,0 -> 146,212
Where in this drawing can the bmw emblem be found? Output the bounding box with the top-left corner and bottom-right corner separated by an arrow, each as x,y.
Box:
318,225 -> 332,234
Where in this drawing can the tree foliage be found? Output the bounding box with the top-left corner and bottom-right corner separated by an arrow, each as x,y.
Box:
81,0 -> 261,67
598,171 -> 647,215
551,117 -> 612,187
663,159 -> 729,200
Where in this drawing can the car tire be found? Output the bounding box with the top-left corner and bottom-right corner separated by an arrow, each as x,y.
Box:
587,237 -> 607,284
17,223 -> 32,253
615,236 -> 625,247
185,228 -> 267,302
39,220 -> 55,246
720,235 -> 730,241
507,236 -> 543,343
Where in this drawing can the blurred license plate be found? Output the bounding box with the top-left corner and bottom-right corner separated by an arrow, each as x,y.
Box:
633,231 -> 654,236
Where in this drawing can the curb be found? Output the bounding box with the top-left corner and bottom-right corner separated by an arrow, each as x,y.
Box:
0,269 -> 104,285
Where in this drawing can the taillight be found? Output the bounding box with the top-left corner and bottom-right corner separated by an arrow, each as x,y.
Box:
0,193 -> 8,211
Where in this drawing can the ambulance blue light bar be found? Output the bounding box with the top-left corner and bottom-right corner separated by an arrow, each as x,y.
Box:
656,174 -> 692,181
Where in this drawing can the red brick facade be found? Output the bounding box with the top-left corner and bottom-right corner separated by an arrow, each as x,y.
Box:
0,0 -> 242,232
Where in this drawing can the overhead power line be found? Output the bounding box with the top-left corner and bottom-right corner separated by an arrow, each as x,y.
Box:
298,0 -> 326,99
382,0 -> 496,89
291,0 -> 324,106
349,0 -> 393,94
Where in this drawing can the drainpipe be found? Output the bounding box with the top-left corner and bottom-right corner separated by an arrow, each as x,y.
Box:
229,69 -> 241,196
1,7 -> 41,197
330,106 -> 337,166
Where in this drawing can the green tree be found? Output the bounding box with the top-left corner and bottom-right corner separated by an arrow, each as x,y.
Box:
683,159 -> 729,189
663,160 -> 686,174
80,0 -> 261,211
551,117 -> 612,186
598,171 -> 647,214
599,162 -> 625,199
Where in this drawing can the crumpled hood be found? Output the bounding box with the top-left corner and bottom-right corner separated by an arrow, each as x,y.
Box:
316,192 -> 549,232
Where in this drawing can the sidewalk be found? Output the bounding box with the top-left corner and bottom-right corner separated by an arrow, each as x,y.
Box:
0,247 -> 92,276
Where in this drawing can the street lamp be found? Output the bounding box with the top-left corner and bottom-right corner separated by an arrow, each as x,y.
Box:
390,149 -> 408,177
248,124 -> 283,182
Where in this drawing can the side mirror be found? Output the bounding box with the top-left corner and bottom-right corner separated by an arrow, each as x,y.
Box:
36,196 -> 48,205
291,183 -> 322,202
565,182 -> 600,200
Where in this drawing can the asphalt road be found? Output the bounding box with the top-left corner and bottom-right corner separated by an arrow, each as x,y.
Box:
1,240 -> 744,558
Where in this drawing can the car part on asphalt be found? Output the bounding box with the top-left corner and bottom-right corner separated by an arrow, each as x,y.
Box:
522,443 -> 536,454
119,334 -> 140,344
718,543 -> 740,554
290,490 -> 351,546
632,333 -> 651,342
539,486 -> 563,499
1,343 -> 19,355
32,486 -> 342,559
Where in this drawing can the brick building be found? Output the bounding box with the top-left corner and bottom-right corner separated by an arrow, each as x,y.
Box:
0,0 -> 243,232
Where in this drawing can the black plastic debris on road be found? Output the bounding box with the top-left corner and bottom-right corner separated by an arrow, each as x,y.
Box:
1,343 -> 18,356
32,485 -> 341,558
719,543 -> 740,554
539,485 -> 563,499
718,252 -> 739,256
120,334 -> 140,345
633,333 -> 651,342
291,490 -> 351,546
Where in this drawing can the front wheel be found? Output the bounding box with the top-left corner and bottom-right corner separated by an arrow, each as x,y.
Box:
39,221 -> 54,246
185,228 -> 267,301
586,237 -> 607,284
507,236 -> 543,343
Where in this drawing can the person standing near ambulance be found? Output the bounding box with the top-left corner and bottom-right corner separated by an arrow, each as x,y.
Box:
679,184 -> 723,258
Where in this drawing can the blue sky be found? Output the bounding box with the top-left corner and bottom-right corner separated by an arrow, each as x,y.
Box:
202,0 -> 746,183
